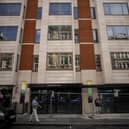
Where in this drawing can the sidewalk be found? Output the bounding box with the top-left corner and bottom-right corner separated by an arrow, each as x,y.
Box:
13,114 -> 129,126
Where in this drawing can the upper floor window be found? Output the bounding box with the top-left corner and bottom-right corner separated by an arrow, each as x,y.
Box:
93,29 -> 98,43
37,7 -> 42,19
95,55 -> 102,71
91,7 -> 96,19
111,52 -> 129,70
74,29 -> 79,43
48,26 -> 72,40
0,26 -> 18,41
32,55 -> 39,72
49,3 -> 71,15
74,7 -> 78,19
0,3 -> 21,16
104,3 -> 129,15
0,53 -> 13,71
75,55 -> 80,71
107,26 -> 129,40
35,29 -> 41,43
47,53 -> 73,70
16,55 -> 19,72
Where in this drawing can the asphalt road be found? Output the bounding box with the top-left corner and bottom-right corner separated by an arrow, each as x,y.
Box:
7,125 -> 129,129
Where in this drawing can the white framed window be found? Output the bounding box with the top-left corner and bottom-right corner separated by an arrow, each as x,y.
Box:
107,26 -> 129,40
91,7 -> 96,19
0,26 -> 18,41
47,53 -> 73,70
0,53 -> 14,71
32,55 -> 39,72
75,55 -> 80,71
48,26 -> 72,40
49,3 -> 72,15
104,3 -> 129,15
95,55 -> 102,71
93,29 -> 98,43
74,29 -> 79,43
111,52 -> 129,70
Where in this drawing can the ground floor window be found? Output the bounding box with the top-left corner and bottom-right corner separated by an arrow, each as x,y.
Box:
98,87 -> 129,113
31,88 -> 82,114
0,88 -> 12,108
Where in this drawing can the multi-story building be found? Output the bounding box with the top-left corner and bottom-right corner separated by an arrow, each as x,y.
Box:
0,0 -> 129,114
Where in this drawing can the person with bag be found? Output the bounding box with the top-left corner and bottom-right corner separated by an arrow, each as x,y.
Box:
29,96 -> 41,122
95,97 -> 102,113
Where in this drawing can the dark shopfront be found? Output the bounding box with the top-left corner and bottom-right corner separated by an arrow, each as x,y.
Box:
0,86 -> 13,108
98,86 -> 129,113
29,84 -> 129,114
30,84 -> 82,114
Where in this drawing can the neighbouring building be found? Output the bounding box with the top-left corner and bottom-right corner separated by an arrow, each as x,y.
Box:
0,0 -> 129,114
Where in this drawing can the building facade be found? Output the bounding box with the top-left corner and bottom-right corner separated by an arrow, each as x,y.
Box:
0,0 -> 129,114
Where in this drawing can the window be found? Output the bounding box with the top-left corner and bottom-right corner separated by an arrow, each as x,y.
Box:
74,29 -> 79,43
0,26 -> 18,41
93,29 -> 98,43
95,55 -> 102,71
47,53 -> 73,70
104,3 -> 129,15
0,3 -> 21,16
32,55 -> 39,72
91,7 -> 96,19
35,29 -> 41,43
16,55 -> 19,72
19,28 -> 23,43
0,53 -> 13,71
74,7 -> 78,19
75,55 -> 80,71
49,3 -> 71,15
107,26 -> 129,40
48,26 -> 72,40
111,52 -> 129,70
37,7 -> 42,19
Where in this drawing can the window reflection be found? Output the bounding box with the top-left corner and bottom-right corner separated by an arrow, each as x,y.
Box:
32,55 -> 39,72
111,52 -> 129,70
49,3 -> 71,15
107,26 -> 129,40
47,53 -> 73,70
0,3 -> 21,16
75,55 -> 80,71
95,55 -> 102,71
93,29 -> 98,42
37,7 -> 42,19
48,26 -> 72,40
74,29 -> 79,43
35,29 -> 41,43
0,26 -> 18,41
74,7 -> 78,19
0,53 -> 14,71
104,3 -> 129,15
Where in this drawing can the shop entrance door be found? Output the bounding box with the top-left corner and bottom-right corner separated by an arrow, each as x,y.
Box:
31,88 -> 82,114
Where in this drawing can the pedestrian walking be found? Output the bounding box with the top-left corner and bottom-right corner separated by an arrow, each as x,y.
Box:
95,97 -> 102,113
29,96 -> 41,122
